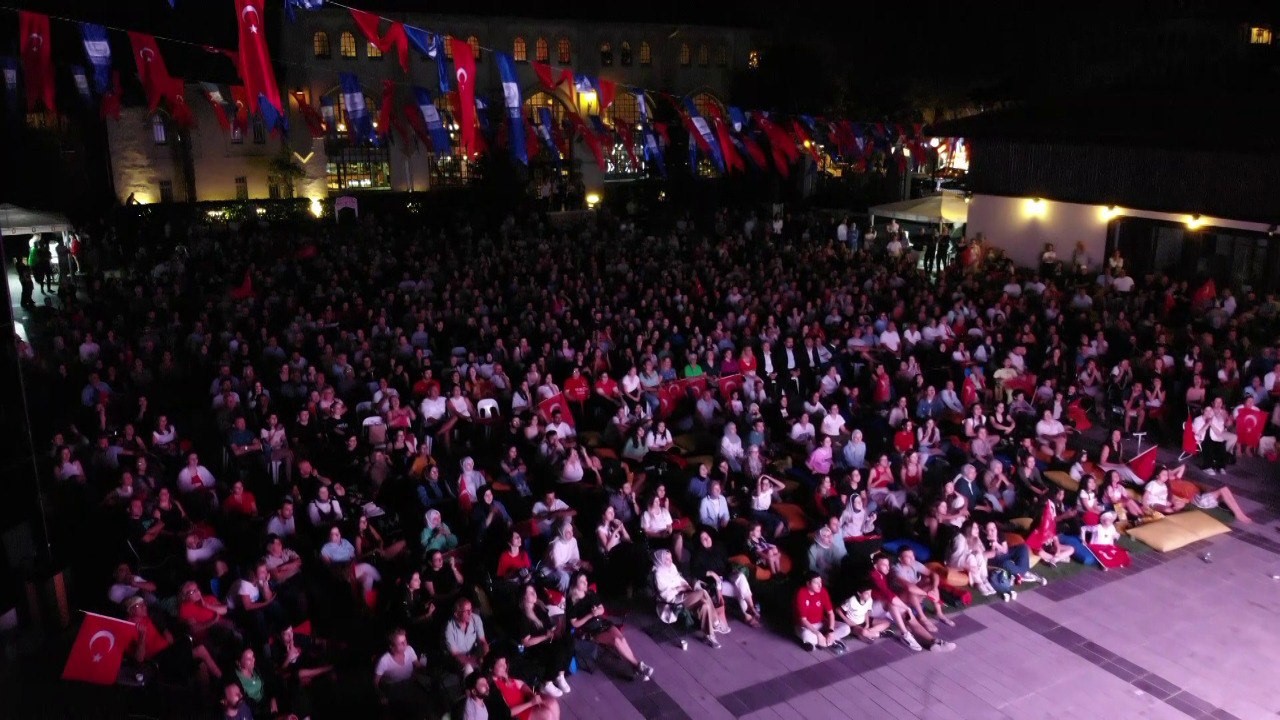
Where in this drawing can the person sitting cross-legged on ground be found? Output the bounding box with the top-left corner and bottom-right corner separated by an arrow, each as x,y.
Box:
793,571 -> 851,654
834,584 -> 892,644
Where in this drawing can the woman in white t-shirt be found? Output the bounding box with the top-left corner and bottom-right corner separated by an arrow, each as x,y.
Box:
375,628 -> 430,712
547,521 -> 589,591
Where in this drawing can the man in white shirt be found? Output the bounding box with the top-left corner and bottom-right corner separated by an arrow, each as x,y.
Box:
419,386 -> 448,433
532,490 -> 574,537
699,481 -> 731,530
1034,410 -> 1069,459
1110,270 -> 1135,294
879,323 -> 902,356
546,408 -> 575,441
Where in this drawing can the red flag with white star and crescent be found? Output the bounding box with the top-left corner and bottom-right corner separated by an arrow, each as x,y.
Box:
19,11 -> 54,113
235,0 -> 284,128
62,612 -> 136,685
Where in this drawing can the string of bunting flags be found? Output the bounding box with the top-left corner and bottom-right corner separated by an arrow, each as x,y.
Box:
2,1 -> 954,179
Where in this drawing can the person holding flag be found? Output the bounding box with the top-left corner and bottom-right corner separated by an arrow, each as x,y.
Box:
1232,395 -> 1268,458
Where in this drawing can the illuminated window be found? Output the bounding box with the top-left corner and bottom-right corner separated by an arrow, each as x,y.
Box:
326,143 -> 393,190
1250,26 -> 1273,44
339,32 -> 357,58
609,91 -> 639,127
535,37 -> 549,63
620,41 -> 632,66
444,37 -> 454,60
748,49 -> 760,69
679,44 -> 691,66
367,42 -> 382,59
697,44 -> 709,66
468,35 -> 481,60
152,115 -> 167,145
557,37 -> 571,64
524,91 -> 568,125
513,36 -> 527,62
692,92 -> 721,121
600,41 -> 613,66
639,42 -> 651,66
313,31 -> 331,59
715,45 -> 727,66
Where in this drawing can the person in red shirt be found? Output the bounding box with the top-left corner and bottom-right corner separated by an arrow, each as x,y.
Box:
873,364 -> 893,406
592,370 -> 622,421
125,594 -> 223,681
489,652 -> 559,720
564,367 -> 591,406
223,481 -> 258,517
867,554 -> 953,653
495,529 -> 533,584
177,580 -> 235,646
793,572 -> 850,653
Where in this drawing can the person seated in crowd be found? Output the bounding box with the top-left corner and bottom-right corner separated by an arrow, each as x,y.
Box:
565,572 -> 653,681
511,584 -> 574,697
868,554 -> 955,652
444,597 -> 490,677
689,529 -> 762,628
890,546 -> 955,630
320,524 -> 382,606
124,594 -> 223,684
374,628 -> 432,714
652,549 -> 721,648
834,584 -> 892,644
793,572 -> 849,654
807,521 -> 848,582
546,520 -> 590,591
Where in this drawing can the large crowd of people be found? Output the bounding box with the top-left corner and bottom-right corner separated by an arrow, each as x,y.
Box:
20,198 -> 1278,719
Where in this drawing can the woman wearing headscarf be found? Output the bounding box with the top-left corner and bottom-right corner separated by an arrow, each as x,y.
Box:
457,456 -> 485,513
420,509 -> 459,554
652,549 -> 721,648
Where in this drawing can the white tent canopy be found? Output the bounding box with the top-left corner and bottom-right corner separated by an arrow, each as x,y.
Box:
868,191 -> 968,228
0,204 -> 72,237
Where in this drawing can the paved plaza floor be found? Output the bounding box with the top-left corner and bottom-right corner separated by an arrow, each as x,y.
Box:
557,450 -> 1280,720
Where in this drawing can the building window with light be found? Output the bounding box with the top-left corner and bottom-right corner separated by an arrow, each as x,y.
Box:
557,37 -> 572,64
340,32 -> 357,58
609,91 -> 639,127
748,49 -> 760,69
367,42 -> 382,59
152,115 -> 167,145
715,45 -> 727,66
468,35 -> 481,61
1250,26 -> 1273,45
513,36 -> 527,62
313,31 -> 331,59
535,37 -> 549,63
639,41 -> 651,66
620,41 -> 632,66
445,37 -> 454,59
235,176 -> 248,200
679,43 -> 691,66
697,44 -> 709,66
325,143 -> 392,190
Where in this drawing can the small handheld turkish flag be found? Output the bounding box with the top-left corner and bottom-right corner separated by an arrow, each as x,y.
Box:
62,612 -> 136,685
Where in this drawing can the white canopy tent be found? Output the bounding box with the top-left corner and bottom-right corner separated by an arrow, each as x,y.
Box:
0,204 -> 72,237
868,191 -> 969,230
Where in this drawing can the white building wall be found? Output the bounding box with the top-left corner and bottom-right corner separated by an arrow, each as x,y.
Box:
966,193 -> 1272,270
106,108 -> 180,204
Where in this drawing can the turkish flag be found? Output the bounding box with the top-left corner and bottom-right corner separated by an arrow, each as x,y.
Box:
128,32 -> 172,113
449,37 -> 477,158
236,0 -> 284,129
718,373 -> 744,402
19,11 -> 54,113
1191,278 -> 1216,307
1236,406 -> 1267,449
1125,446 -> 1158,483
62,612 -> 136,685
538,393 -> 576,428
100,71 -> 122,121
1182,414 -> 1200,456
167,78 -> 194,128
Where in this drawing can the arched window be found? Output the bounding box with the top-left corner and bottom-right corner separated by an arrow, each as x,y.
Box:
444,37 -> 454,60
748,49 -> 760,69
692,92 -> 723,121
513,36 -> 527,62
600,41 -> 613,66
339,32 -> 357,59
151,114 -> 167,145
313,31 -> 331,59
639,41 -> 651,66
367,42 -> 382,59
535,37 -> 549,63
715,45 -> 727,66
697,44 -> 709,66
557,37 -> 572,64
679,43 -> 691,66
609,91 -> 639,127
620,41 -> 632,66
468,35 -> 481,61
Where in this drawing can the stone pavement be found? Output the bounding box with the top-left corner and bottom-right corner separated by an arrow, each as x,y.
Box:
556,451 -> 1280,720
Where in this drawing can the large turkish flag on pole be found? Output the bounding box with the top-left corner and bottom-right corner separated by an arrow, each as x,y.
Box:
62,612 -> 136,685
235,0 -> 284,129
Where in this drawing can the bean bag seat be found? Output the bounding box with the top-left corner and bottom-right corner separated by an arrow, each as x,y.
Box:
1008,517 -> 1034,532
728,552 -> 793,582
773,502 -> 810,533
881,538 -> 931,563
594,447 -> 619,461
927,561 -> 971,588
1168,478 -> 1202,503
1044,470 -> 1079,493
1126,510 -> 1231,552
1056,533 -> 1098,566
673,434 -> 699,453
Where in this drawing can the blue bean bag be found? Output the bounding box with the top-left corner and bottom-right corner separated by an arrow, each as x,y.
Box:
881,538 -> 931,563
1057,533 -> 1097,566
